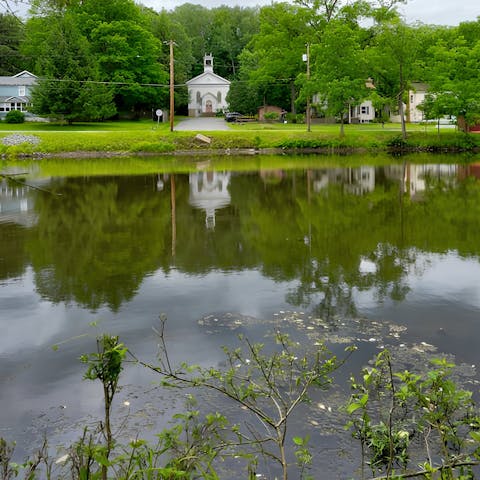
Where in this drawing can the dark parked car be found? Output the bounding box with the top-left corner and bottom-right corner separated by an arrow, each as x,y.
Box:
225,112 -> 242,122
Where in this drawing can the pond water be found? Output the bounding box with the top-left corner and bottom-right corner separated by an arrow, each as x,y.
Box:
1,154 -> 480,477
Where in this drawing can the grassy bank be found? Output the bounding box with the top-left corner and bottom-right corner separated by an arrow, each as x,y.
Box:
0,118 -> 479,157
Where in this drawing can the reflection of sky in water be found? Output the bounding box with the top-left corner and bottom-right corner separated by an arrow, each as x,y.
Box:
0,266 -> 296,458
412,254 -> 480,307
1,248 -> 479,462
355,251 -> 480,367
356,252 -> 480,310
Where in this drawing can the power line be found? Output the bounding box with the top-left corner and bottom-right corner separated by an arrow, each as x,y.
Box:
21,76 -> 299,88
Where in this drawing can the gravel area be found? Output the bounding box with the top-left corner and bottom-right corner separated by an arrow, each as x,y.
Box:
1,134 -> 41,146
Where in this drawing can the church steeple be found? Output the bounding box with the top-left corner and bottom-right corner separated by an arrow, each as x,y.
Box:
204,53 -> 214,73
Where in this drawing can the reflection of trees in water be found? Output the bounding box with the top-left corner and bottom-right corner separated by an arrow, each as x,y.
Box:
243,171 -> 413,323
10,164 -> 480,314
284,245 -> 414,328
29,176 -> 173,311
286,274 -> 358,327
0,222 -> 28,281
256,167 -> 480,324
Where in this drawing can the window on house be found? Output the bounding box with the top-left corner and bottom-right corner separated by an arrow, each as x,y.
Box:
217,91 -> 221,103
18,86 -> 26,96
361,106 -> 369,115
196,91 -> 201,104
410,95 -> 414,103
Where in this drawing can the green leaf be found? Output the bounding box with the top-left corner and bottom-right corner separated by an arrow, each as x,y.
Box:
346,402 -> 362,414
293,436 -> 304,446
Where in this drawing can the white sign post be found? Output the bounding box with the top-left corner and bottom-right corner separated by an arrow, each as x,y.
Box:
156,109 -> 163,127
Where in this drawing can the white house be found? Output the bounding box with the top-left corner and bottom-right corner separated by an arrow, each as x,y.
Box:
186,54 -> 230,117
349,78 -> 376,123
0,71 -> 37,117
348,100 -> 375,123
312,78 -> 376,124
408,82 -> 428,123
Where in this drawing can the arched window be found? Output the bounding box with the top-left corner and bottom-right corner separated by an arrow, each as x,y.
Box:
196,91 -> 201,105
217,91 -> 222,103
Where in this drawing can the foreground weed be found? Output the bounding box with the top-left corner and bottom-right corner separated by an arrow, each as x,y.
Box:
346,349 -> 480,479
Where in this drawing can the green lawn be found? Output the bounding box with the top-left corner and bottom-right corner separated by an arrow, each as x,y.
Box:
0,117 -> 456,134
0,117 -> 475,157
0,118 -> 170,132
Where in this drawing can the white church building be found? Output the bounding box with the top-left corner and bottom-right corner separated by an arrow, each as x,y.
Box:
186,54 -> 230,117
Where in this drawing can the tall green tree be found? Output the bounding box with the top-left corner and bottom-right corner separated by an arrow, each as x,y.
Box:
171,3 -> 212,78
73,0 -> 141,24
367,19 -> 419,139
0,13 -> 25,74
169,4 -> 259,89
143,7 -> 194,115
226,78 -> 262,115
89,20 -> 168,116
238,2 -> 310,113
425,28 -> 480,131
25,0 -> 168,118
73,0 -> 168,117
208,6 -> 259,79
24,13 -> 116,122
311,19 -> 368,136
293,0 -> 406,31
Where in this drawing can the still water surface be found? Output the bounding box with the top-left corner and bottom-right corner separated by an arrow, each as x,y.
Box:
1,155 -> 480,476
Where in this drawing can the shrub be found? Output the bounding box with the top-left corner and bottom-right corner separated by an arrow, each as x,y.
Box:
5,110 -> 25,124
264,111 -> 279,122
386,135 -> 408,148
286,113 -> 297,124
296,113 -> 305,124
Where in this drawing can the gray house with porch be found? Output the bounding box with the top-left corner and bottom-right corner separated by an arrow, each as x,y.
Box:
0,71 -> 37,118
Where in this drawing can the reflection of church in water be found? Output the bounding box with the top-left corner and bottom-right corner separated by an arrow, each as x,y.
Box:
189,171 -> 231,229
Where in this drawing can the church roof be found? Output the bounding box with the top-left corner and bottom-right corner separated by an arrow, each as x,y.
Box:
186,71 -> 230,86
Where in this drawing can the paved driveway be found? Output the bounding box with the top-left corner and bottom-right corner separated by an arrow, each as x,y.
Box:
174,117 -> 230,131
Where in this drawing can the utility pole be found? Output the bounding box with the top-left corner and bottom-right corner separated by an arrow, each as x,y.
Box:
166,40 -> 175,132
306,43 -> 311,133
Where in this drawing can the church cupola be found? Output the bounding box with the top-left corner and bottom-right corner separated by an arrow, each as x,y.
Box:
204,53 -> 214,73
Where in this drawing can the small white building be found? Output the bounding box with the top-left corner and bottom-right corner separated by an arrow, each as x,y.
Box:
408,82 -> 428,123
186,54 -> 230,117
349,100 -> 375,123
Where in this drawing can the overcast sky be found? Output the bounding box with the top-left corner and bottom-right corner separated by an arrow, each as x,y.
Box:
139,0 -> 479,26
1,0 -> 479,25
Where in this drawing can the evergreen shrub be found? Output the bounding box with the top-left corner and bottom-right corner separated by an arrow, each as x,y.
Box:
5,110 -> 25,124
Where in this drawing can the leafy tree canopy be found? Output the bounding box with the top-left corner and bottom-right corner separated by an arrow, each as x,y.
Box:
425,34 -> 480,129
0,13 -> 25,74
25,12 -> 116,122
311,19 -> 368,135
